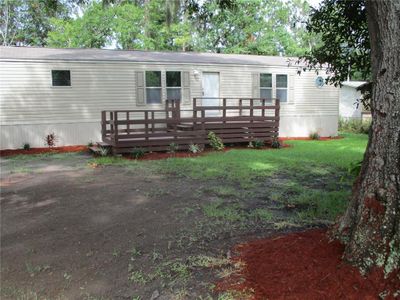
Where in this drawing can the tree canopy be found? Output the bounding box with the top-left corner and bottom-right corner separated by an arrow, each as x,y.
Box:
301,0 -> 370,85
2,0 -> 316,57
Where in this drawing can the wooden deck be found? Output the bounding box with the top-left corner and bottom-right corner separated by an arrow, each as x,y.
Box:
101,98 -> 280,153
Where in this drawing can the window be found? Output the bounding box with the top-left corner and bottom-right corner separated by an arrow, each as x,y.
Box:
52,70 -> 71,86
145,71 -> 162,104
166,71 -> 181,101
276,74 -> 288,102
260,73 -> 272,100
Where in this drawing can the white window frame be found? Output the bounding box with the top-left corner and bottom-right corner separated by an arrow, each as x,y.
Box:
276,74 -> 288,103
145,71 -> 162,105
260,73 -> 273,101
259,73 -> 290,104
166,71 -> 182,101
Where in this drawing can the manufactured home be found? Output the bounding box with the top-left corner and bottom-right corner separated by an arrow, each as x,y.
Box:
0,47 -> 339,150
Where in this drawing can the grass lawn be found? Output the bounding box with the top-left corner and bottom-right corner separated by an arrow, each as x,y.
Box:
92,133 -> 367,224
1,133 -> 368,299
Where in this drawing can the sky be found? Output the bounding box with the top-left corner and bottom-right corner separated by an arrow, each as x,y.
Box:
307,0 -> 323,9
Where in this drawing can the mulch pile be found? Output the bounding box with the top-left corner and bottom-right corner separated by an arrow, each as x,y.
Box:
217,229 -> 400,299
0,146 -> 87,157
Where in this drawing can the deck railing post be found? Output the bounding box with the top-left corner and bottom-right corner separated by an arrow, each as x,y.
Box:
145,111 -> 149,141
193,98 -> 197,128
201,109 -> 206,144
275,98 -> 280,139
151,111 -> 155,133
110,111 -> 114,143
126,112 -> 130,134
262,99 -> 266,118
222,98 -> 226,123
239,99 -> 243,117
101,111 -> 106,140
250,98 -> 254,123
165,99 -> 169,120
114,111 -> 119,145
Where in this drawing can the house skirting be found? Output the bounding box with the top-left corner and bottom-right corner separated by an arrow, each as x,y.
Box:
0,115 -> 338,150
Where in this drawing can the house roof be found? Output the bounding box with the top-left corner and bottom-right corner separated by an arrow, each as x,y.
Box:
341,81 -> 367,88
0,46 -> 301,67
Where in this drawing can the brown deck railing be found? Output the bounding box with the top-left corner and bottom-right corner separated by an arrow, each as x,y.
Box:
101,98 -> 280,153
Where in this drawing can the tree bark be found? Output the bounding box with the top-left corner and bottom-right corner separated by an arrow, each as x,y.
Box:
336,0 -> 400,275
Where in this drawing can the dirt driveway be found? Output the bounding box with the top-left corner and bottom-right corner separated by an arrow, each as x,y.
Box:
0,153 -> 275,299
1,148 -> 352,300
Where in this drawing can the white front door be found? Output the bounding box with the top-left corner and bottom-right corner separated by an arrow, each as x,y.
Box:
202,72 -> 220,116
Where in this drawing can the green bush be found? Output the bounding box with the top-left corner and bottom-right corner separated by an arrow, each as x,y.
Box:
208,132 -> 224,151
249,139 -> 265,149
168,143 -> 179,153
189,143 -> 202,154
339,117 -> 371,134
270,138 -> 281,149
99,146 -> 110,157
309,132 -> 320,140
22,143 -> 31,150
131,148 -> 146,159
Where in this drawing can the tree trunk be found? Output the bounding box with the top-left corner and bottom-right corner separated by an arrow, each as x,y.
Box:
336,0 -> 400,275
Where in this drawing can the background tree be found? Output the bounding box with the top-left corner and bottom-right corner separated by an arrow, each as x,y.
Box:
304,0 -> 399,275
0,0 -> 73,46
3,0 -> 314,56
302,0 -> 370,85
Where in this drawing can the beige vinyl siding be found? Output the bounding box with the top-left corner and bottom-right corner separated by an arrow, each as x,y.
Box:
0,59 -> 339,148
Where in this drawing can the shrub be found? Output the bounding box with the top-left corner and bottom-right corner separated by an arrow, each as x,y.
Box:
338,117 -> 371,134
98,146 -> 110,157
22,143 -> 31,151
252,139 -> 265,149
271,138 -> 281,149
131,148 -> 146,159
168,143 -> 179,153
44,132 -> 58,148
208,132 -> 224,151
189,143 -> 202,154
87,141 -> 94,147
309,132 -> 320,140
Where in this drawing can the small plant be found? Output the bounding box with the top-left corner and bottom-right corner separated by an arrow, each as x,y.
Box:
271,138 -> 281,149
251,139 -> 265,149
44,132 -> 58,148
348,160 -> 363,177
131,148 -> 146,159
129,246 -> 142,257
168,143 -> 179,153
208,131 -> 224,151
128,267 -> 148,284
22,143 -> 31,151
98,146 -> 110,157
87,141 -> 94,147
112,248 -> 121,258
309,132 -> 320,140
189,143 -> 202,154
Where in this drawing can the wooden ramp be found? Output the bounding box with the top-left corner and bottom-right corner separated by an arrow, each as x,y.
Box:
101,98 -> 280,154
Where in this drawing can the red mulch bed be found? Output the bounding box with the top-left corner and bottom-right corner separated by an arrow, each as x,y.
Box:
279,136 -> 344,141
0,146 -> 88,157
217,229 -> 400,299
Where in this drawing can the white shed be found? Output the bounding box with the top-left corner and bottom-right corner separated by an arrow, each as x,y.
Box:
0,46 -> 340,149
339,81 -> 368,120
